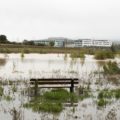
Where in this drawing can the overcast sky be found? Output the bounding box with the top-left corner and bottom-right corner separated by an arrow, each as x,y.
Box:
0,0 -> 120,41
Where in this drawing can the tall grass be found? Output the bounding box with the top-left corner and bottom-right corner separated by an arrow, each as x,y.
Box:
103,61 -> 120,74
70,52 -> 85,58
95,51 -> 114,60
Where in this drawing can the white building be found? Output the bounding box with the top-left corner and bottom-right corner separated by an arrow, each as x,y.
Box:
92,40 -> 112,47
65,40 -> 75,48
54,40 -> 64,47
74,39 -> 82,47
82,39 -> 93,47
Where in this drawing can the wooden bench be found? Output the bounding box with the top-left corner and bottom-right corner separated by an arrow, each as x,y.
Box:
30,78 -> 79,95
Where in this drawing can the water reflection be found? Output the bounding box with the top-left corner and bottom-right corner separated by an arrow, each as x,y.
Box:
80,58 -> 85,66
0,58 -> 7,66
96,60 -> 106,68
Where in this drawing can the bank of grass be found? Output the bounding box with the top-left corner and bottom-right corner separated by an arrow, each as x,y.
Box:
103,61 -> 120,74
95,51 -> 114,60
24,89 -> 78,113
0,44 -> 113,54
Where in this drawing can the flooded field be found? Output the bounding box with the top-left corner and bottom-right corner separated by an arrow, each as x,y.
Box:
0,53 -> 120,120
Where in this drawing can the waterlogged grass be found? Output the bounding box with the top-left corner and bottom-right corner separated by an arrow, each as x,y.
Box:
95,51 -> 114,60
4,95 -> 12,101
70,52 -> 85,58
103,61 -> 120,74
78,87 -> 92,100
24,102 -> 63,113
43,89 -> 77,102
0,86 -> 3,96
21,50 -> 24,58
24,89 -> 78,113
97,89 -> 120,107
97,99 -> 108,107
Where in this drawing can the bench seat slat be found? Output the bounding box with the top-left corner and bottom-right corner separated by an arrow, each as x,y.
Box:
30,81 -> 78,84
30,78 -> 78,81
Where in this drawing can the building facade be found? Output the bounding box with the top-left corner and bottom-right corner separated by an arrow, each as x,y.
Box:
92,40 -> 112,47
33,38 -> 112,48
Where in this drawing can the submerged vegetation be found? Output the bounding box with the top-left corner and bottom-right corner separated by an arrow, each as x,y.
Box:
70,52 -> 85,58
97,89 -> 120,107
103,61 -> 120,74
24,89 -> 78,113
0,85 -> 3,96
95,51 -> 114,60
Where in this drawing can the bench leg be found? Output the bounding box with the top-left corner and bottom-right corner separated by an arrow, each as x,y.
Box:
34,80 -> 38,96
70,79 -> 74,93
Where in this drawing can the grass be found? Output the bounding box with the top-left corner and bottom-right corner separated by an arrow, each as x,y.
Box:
4,95 -> 12,101
0,44 -> 112,54
70,52 -> 85,58
97,99 -> 108,107
97,89 -> 120,107
24,89 -> 78,113
103,61 -> 120,74
0,86 -> 3,96
24,102 -> 63,113
21,50 -> 24,58
78,87 -> 92,100
95,51 -> 114,60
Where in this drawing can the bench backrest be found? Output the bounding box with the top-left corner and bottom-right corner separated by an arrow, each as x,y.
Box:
30,78 -> 78,88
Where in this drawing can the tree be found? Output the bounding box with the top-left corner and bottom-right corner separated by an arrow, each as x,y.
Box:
0,35 -> 8,43
49,41 -> 55,47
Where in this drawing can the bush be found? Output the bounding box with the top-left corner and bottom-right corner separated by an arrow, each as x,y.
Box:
97,99 -> 108,107
70,52 -> 85,58
0,86 -> 3,96
103,61 -> 120,74
95,51 -> 114,60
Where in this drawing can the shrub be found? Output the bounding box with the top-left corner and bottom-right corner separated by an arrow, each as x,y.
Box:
0,86 -> 3,96
70,52 -> 85,58
95,51 -> 114,60
97,99 -> 108,107
103,61 -> 120,74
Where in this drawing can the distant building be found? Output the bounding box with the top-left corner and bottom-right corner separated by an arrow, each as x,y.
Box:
65,40 -> 75,48
74,39 -> 82,47
32,38 -> 112,48
92,40 -> 112,47
34,39 -> 49,46
54,40 -> 64,47
82,39 -> 93,47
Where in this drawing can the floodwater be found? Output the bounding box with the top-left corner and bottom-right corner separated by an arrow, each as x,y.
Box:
0,53 -> 120,120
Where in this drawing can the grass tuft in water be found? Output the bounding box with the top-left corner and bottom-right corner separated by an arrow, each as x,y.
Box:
103,61 -> 120,74
24,88 -> 78,113
95,51 -> 114,60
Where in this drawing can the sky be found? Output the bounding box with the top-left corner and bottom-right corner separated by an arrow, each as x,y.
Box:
0,0 -> 120,41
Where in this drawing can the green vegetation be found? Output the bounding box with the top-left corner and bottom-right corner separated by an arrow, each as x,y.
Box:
0,44 -> 112,54
97,89 -> 120,107
103,61 -> 120,74
21,50 -> 24,58
12,85 -> 17,93
49,41 -> 55,47
78,86 -> 92,100
95,51 -> 114,60
24,89 -> 78,113
70,52 -> 85,58
4,95 -> 12,101
97,98 -> 108,107
0,35 -> 9,43
0,86 -> 3,96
